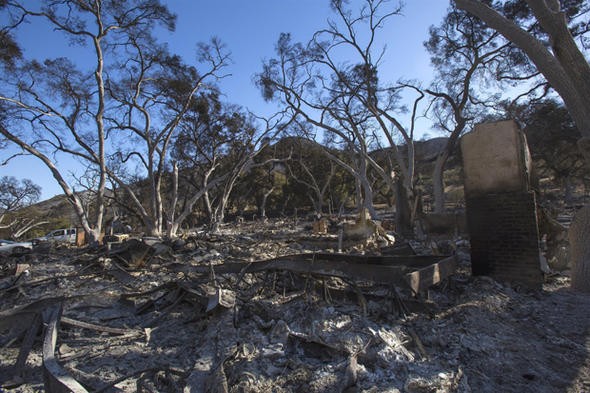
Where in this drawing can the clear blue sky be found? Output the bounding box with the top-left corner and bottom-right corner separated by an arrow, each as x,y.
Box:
0,1 -> 451,200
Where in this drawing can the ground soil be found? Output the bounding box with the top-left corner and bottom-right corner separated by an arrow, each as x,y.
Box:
1,218 -> 589,392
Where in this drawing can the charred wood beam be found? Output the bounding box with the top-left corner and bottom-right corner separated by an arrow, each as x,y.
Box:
174,258 -> 410,287
0,313 -> 42,389
61,316 -> 141,336
406,256 -> 457,295
13,312 -> 41,375
42,304 -> 89,393
170,253 -> 457,295
0,296 -> 65,331
293,253 -> 451,268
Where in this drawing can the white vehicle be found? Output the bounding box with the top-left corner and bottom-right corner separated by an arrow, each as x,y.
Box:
34,228 -> 78,245
0,239 -> 33,255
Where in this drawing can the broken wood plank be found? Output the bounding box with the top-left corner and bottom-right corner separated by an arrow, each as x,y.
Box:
171,258 -> 411,288
14,263 -> 31,276
0,313 -> 42,389
170,253 -> 457,294
105,261 -> 136,284
0,263 -> 31,292
0,272 -> 96,295
299,253 -> 448,268
0,296 -> 65,331
405,255 -> 457,295
110,239 -> 155,269
13,312 -> 41,375
119,282 -> 177,310
42,304 -> 89,393
143,289 -> 187,328
61,316 -> 141,336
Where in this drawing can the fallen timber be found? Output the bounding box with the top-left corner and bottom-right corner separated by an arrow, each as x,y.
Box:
171,253 -> 457,295
42,304 -> 89,393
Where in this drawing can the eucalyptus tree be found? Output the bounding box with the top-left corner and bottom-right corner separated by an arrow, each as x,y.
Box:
172,97 -> 290,233
173,95 -> 242,223
518,100 -> 584,205
283,137 -> 338,216
453,0 -> 590,150
205,112 -> 290,232
426,2 -> 588,214
0,177 -> 40,216
424,6 -> 518,213
240,140 -> 286,220
0,176 -> 47,238
259,0 -> 427,232
0,0 -> 176,242
106,35 -> 230,237
0,4 -> 21,70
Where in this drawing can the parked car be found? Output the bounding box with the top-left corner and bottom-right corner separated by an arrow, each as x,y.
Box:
33,228 -> 78,245
0,239 -> 33,255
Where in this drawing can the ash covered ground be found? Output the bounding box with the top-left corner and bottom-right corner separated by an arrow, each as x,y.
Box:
1,218 -> 589,392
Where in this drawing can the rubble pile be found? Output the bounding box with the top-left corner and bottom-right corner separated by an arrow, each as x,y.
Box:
1,218 -> 589,392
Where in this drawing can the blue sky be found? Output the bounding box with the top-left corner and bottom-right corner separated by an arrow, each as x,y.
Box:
0,1 -> 451,200
163,0 -> 450,118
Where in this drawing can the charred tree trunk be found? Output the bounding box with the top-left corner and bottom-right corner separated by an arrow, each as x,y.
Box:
569,205 -> 590,292
432,153 -> 447,214
395,175 -> 413,237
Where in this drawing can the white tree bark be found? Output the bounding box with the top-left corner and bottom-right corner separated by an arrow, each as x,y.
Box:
0,129 -> 100,240
432,153 -> 447,214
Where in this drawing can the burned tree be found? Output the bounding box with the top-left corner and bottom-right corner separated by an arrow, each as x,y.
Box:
0,176 -> 46,238
452,0 -> 590,291
0,0 -> 177,242
258,0 -> 426,232
283,137 -> 338,216
518,100 -> 585,206
425,6 -> 516,213
172,103 -> 289,234
106,36 -> 230,237
454,0 -> 590,139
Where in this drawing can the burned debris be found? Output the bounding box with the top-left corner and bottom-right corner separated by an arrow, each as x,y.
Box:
1,204 -> 590,393
1,120 -> 589,392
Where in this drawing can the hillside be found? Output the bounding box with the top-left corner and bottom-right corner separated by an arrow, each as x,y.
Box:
0,191 -> 102,240
11,133 -> 580,239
